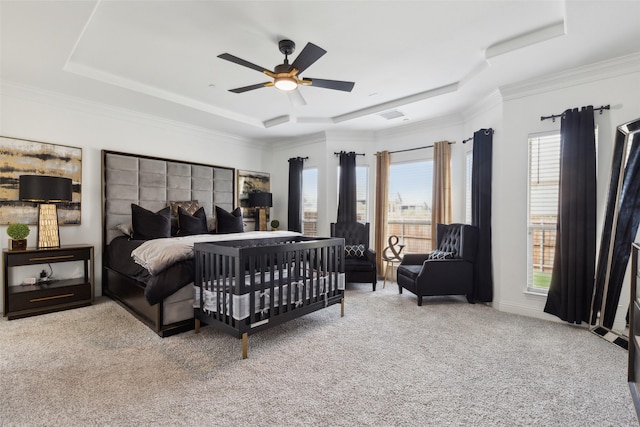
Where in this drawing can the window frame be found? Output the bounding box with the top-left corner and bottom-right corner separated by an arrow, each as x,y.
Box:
302,167 -> 318,236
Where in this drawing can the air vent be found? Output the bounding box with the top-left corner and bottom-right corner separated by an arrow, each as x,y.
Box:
377,109 -> 405,120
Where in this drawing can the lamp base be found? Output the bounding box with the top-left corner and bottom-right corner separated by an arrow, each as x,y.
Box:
257,208 -> 267,232
37,203 -> 61,249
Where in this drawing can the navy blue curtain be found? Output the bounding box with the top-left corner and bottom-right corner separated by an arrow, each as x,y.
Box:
471,128 -> 494,302
337,151 -> 357,223
544,106 -> 596,324
287,157 -> 304,232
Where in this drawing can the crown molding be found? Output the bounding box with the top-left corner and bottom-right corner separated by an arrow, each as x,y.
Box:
0,80 -> 260,149
461,90 -> 503,122
375,112 -> 464,139
501,51 -> 640,101
268,131 -> 328,150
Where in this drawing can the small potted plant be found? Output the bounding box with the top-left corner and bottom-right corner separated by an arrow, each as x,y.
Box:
7,222 -> 30,251
270,219 -> 280,231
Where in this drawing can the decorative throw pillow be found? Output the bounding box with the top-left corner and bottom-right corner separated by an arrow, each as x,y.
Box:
177,206 -> 208,236
170,200 -> 199,218
169,200 -> 200,236
428,250 -> 455,260
215,206 -> 244,234
131,204 -> 171,240
115,222 -> 133,238
345,244 -> 366,258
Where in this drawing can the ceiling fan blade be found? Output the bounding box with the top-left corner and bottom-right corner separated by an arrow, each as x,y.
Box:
218,53 -> 269,73
306,78 -> 355,92
290,42 -> 326,74
229,82 -> 270,93
287,89 -> 307,107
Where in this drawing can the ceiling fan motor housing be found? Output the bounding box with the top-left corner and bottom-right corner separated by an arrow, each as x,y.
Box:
279,39 -> 296,56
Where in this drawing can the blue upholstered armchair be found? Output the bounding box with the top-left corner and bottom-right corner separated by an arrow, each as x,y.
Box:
330,222 -> 377,291
396,223 -> 478,305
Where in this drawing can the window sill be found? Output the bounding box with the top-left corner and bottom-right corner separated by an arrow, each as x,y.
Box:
525,289 -> 549,297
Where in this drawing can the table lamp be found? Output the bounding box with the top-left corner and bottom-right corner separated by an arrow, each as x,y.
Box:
19,175 -> 72,248
248,192 -> 272,231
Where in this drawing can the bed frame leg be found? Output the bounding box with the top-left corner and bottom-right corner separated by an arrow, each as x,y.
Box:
341,298 -> 345,317
242,333 -> 248,359
195,318 -> 200,334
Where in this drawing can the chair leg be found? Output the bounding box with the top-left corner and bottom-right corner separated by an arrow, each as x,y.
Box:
398,285 -> 403,294
466,295 -> 475,304
372,278 -> 376,292
417,295 -> 423,306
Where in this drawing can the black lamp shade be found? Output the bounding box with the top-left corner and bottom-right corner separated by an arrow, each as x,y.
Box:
248,192 -> 272,208
19,175 -> 72,203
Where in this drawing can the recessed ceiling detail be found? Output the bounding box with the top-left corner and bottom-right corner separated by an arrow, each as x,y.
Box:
485,20 -> 566,59
4,1 -> 639,141
378,110 -> 405,120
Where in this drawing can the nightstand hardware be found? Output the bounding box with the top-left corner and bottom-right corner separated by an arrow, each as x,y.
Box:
29,255 -> 75,262
30,293 -> 74,303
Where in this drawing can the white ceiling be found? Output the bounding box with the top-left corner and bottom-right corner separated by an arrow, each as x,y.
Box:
2,0 -> 640,143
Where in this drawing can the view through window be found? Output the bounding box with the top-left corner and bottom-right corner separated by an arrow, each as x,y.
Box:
527,132 -> 560,293
388,160 -> 433,253
302,168 -> 318,236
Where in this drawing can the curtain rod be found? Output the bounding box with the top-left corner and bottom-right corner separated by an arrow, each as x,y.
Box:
333,151 -> 365,156
288,156 -> 308,160
387,141 -> 455,155
541,105 -> 610,122
462,128 -> 494,143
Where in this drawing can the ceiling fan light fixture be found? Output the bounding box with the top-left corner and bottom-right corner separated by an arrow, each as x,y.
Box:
274,76 -> 298,91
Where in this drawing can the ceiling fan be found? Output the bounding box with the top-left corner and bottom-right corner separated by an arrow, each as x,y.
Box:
217,39 -> 355,97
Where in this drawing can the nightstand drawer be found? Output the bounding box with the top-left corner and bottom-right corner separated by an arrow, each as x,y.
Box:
8,282 -> 91,312
6,248 -> 90,267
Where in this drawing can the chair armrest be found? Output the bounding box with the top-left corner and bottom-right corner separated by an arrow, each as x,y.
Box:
400,253 -> 430,265
416,258 -> 468,279
365,248 -> 376,263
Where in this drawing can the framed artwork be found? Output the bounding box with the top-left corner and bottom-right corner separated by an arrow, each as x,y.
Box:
237,169 -> 270,220
0,136 -> 82,225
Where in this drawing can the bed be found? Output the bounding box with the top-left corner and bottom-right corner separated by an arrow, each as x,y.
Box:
102,150 -> 346,344
194,235 -> 345,358
102,149 -> 237,336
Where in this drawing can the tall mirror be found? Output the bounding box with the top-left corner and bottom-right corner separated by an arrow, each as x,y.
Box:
591,118 -> 640,344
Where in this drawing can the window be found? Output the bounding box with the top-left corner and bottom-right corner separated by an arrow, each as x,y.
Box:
337,165 -> 369,222
465,151 -> 473,224
527,132 -> 560,293
302,168 -> 318,236
388,160 -> 433,252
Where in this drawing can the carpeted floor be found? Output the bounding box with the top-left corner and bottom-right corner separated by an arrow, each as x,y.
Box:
0,282 -> 637,426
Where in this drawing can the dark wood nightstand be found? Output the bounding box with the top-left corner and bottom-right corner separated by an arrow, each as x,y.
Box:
2,245 -> 94,320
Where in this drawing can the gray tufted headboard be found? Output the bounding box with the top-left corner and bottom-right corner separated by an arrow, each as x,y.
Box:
102,150 -> 235,245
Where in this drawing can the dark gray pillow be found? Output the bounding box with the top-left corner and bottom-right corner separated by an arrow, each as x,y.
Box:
131,204 -> 171,240
177,206 -> 208,236
216,206 -> 244,234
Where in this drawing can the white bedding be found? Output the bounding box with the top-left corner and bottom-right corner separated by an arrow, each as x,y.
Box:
193,272 -> 345,321
131,230 -> 302,275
